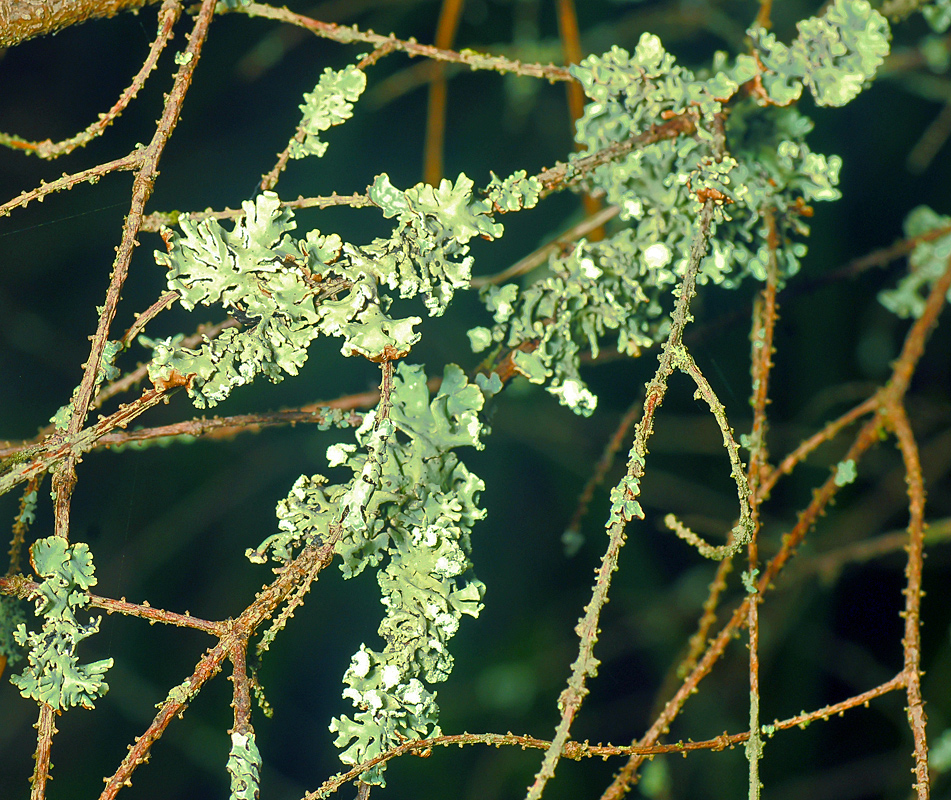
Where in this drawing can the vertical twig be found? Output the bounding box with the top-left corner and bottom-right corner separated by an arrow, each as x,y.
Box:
555,0 -> 602,230
601,415 -> 882,800
563,392 -> 643,543
744,221 -> 779,800
37,0 -> 218,792
874,251 -> 951,800
230,636 -> 255,742
0,0 -> 180,158
7,475 -> 41,576
889,403 -> 929,799
524,201 -> 717,800
676,347 -> 754,554
29,704 -> 58,800
555,0 -> 584,127
100,641 -> 228,799
68,0 -> 211,436
50,0 -> 213,541
377,359 -> 394,421
603,245 -> 951,800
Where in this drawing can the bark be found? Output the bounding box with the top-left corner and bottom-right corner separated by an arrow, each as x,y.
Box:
0,0 -> 159,47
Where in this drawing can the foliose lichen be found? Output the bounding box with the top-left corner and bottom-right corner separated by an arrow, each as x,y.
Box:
248,364 -> 497,784
11,537 -> 113,710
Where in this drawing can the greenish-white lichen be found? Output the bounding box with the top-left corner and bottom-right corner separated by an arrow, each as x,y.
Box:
290,64 -> 367,159
149,166 -> 525,408
608,474 -> 645,527
924,0 -> 951,33
469,28 -> 852,416
248,364 -> 496,784
879,206 -> 951,318
485,170 -> 542,211
11,537 -> 113,710
227,730 -> 262,800
142,10 -> 900,783
834,459 -> 858,487
750,0 -> 890,108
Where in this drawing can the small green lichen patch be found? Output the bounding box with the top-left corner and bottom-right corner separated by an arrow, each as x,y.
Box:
879,206 -> 951,318
485,170 -> 542,211
290,64 -> 367,159
227,730 -> 262,800
750,0 -> 890,108
834,459 -> 857,487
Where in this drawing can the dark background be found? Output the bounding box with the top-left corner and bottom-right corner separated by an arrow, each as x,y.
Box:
1,1 -> 951,798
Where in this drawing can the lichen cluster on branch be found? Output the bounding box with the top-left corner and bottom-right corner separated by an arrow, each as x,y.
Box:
248,364 -> 497,784
10,537 -> 113,711
5,0 -> 935,793
139,5 -> 900,781
469,2 -> 887,416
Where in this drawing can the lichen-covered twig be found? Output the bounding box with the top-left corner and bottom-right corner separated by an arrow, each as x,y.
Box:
524,200 -> 718,800
235,3 -> 574,83
600,251 -> 951,800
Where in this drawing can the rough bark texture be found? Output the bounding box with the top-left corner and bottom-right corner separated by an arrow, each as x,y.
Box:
0,0 -> 158,47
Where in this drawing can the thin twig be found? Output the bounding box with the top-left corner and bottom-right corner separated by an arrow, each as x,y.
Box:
308,673 -> 908,798
562,390 -> 642,549
760,395 -> 877,500
229,637 -> 253,737
7,475 -> 42,577
524,200 -> 717,800
743,223 -> 779,800
140,193 -> 374,232
234,3 -> 574,83
99,531 -> 340,798
0,153 -> 139,218
0,0 -> 179,159
423,0 -> 464,186
555,0 -> 603,229
29,704 -> 57,800
0,364 -> 175,503
600,244 -> 951,800
676,346 -> 754,556
795,517 -> 951,583
471,205 -> 619,288
888,402 -> 929,798
873,250 -> 951,799
0,575 -> 226,634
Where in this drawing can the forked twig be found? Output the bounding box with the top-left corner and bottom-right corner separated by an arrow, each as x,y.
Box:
601,253 -> 951,799
234,3 -> 574,83
524,200 -> 718,800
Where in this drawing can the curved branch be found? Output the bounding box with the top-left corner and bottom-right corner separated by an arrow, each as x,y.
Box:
0,0 -> 178,158
0,0 -> 158,48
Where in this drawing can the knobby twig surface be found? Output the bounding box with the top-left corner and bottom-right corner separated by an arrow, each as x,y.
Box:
0,2 -> 948,800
